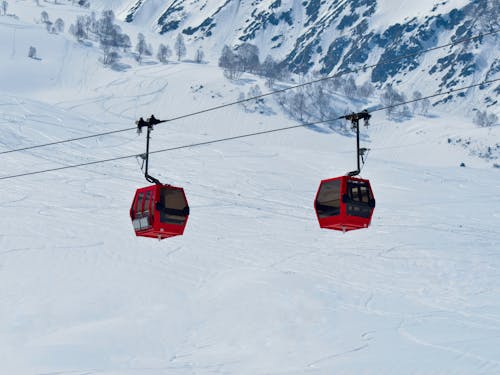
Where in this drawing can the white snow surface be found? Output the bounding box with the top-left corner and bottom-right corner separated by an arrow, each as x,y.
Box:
371,0 -> 469,30
1,2 -> 500,374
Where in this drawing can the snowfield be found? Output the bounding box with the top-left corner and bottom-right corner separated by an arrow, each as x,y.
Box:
1,1 -> 499,374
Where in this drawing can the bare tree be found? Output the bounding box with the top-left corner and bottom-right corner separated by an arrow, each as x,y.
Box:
194,47 -> 204,63
261,55 -> 279,87
174,33 -> 186,61
218,45 -> 233,68
474,110 -> 498,127
411,90 -> 422,113
291,91 -> 307,121
41,11 -> 49,23
412,90 -> 431,115
54,18 -> 64,33
117,33 -> 131,52
237,43 -> 260,73
381,84 -> 410,120
135,32 -> 150,63
1,1 -> 8,16
157,43 -> 171,63
343,76 -> 357,97
358,81 -> 374,98
101,45 -> 119,65
219,45 -> 243,80
69,15 -> 87,41
45,20 -> 53,33
95,10 -> 130,65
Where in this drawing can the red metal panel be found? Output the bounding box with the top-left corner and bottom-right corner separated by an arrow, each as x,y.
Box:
314,176 -> 375,232
131,184 -> 189,240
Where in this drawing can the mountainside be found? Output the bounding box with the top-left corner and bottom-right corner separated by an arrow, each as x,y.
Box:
120,0 -> 499,110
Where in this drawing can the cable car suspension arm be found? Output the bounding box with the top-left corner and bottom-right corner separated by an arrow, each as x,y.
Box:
343,110 -> 371,177
136,115 -> 166,185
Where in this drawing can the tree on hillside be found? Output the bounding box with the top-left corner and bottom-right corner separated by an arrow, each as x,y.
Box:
474,110 -> 498,127
96,10 -> 116,43
237,42 -> 260,73
94,10 -> 130,65
381,84 -> 410,120
85,11 -> 98,38
261,55 -> 279,87
219,45 -> 242,80
358,81 -> 374,98
343,76 -> 357,97
117,33 -> 131,52
157,43 -> 172,63
174,33 -> 186,61
411,90 -> 430,115
218,45 -> 234,69
219,45 -> 243,79
136,32 -> 152,63
41,11 -> 49,23
45,20 -> 54,33
69,15 -> 88,41
291,90 -> 307,121
194,47 -> 204,63
54,18 -> 64,33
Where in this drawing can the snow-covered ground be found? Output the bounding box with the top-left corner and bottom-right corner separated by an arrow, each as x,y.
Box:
1,2 -> 499,374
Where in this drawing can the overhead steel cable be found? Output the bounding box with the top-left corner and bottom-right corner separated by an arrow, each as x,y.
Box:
370,79 -> 500,114
0,78 -> 498,181
1,29 -> 498,156
164,29 -> 500,123
0,126 -> 137,155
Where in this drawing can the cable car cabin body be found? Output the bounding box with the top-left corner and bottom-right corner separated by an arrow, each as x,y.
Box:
314,176 -> 375,232
130,184 -> 189,240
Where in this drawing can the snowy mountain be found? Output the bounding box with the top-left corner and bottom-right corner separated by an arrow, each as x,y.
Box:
0,1 -> 500,374
119,0 -> 499,109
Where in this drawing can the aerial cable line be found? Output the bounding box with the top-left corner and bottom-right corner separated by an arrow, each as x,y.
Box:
370,79 -> 500,114
165,29 -> 500,123
0,78 -> 498,181
0,29 -> 498,156
0,126 -> 137,155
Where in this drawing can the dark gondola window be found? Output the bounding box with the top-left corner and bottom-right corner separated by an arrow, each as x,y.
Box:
346,182 -> 372,218
316,179 -> 341,218
159,188 -> 188,225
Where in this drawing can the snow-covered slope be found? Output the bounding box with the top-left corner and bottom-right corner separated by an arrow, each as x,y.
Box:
117,0 -> 500,110
1,2 -> 500,374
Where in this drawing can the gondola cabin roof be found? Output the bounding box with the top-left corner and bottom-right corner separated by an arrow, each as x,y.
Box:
314,175 -> 375,232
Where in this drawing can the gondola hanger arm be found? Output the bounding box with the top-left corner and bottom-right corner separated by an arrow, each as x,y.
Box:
136,115 -> 166,185
342,110 -> 371,177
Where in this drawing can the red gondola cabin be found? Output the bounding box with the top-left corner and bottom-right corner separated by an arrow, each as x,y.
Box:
314,176 -> 375,232
130,184 -> 189,240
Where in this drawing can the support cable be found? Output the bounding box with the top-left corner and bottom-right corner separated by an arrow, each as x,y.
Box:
0,29 -> 498,156
0,78 -> 498,181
